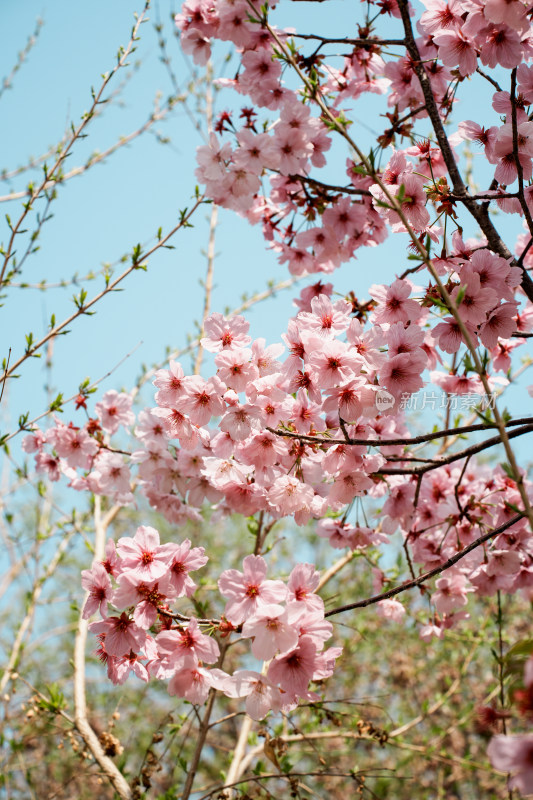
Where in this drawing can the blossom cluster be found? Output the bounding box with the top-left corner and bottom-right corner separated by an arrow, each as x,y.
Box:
24,277 -> 533,638
82,526 -> 340,719
419,0 -> 533,76
175,0 -> 533,288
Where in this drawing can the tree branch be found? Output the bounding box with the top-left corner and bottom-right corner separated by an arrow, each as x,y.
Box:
396,0 -> 533,302
0,2 -> 151,289
0,198 -> 203,389
325,514 -> 525,617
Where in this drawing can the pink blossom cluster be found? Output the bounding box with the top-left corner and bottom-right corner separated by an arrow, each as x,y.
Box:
429,230 -> 526,352
455,78 -> 533,189
22,390 -> 135,503
419,0 -> 533,77
26,291 -> 428,523
24,279 -> 533,642
174,0 -> 533,287
82,527 -> 340,719
175,0 -> 395,277
380,461 -> 533,635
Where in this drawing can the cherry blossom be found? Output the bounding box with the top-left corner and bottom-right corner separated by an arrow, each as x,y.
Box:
81,562 -> 113,619
95,390 -> 135,435
488,735 -> 533,795
218,555 -> 287,624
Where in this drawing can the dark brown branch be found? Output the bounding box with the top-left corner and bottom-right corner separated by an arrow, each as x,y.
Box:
378,423 -> 533,475
449,192 -> 519,201
517,235 -> 533,268
476,67 -> 503,92
325,514 -> 525,617
288,173 -> 371,197
268,416 -> 533,449
396,0 -> 533,302
290,34 -> 406,47
385,455 -> 438,463
454,455 -> 474,523
511,68 -> 533,238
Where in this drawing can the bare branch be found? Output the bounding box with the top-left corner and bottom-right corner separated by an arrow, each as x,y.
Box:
396,0 -> 533,303
0,2 -> 151,289
268,416 -> 533,449
0,197 -> 204,390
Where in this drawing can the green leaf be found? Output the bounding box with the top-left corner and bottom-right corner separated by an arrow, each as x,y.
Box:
38,683 -> 66,713
49,393 -> 64,413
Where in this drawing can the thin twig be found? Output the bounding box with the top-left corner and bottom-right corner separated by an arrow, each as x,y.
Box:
0,18 -> 43,102
0,95 -> 178,204
0,3 -> 151,289
0,198 -> 204,389
0,348 -> 11,404
0,530 -> 75,693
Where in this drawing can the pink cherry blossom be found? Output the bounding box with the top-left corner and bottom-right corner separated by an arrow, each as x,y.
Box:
218,555 -> 287,624
433,29 -> 478,76
297,295 -> 352,339
112,576 -> 167,629
168,656 -> 216,704
156,618 -> 220,665
180,375 -> 226,426
35,452 -> 61,481
488,735 -> 533,795
95,390 -> 135,435
86,452 -> 133,504
215,348 -> 259,392
159,539 -> 208,598
81,562 -> 112,619
369,279 -> 424,325
89,613 -> 146,658
219,670 -> 284,719
380,351 -> 427,397
287,564 -> 323,612
242,604 -> 299,660
22,428 -> 47,453
307,340 -> 361,388
153,361 -> 187,407
267,636 -> 318,697
376,599 -> 406,622
117,526 -> 173,582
